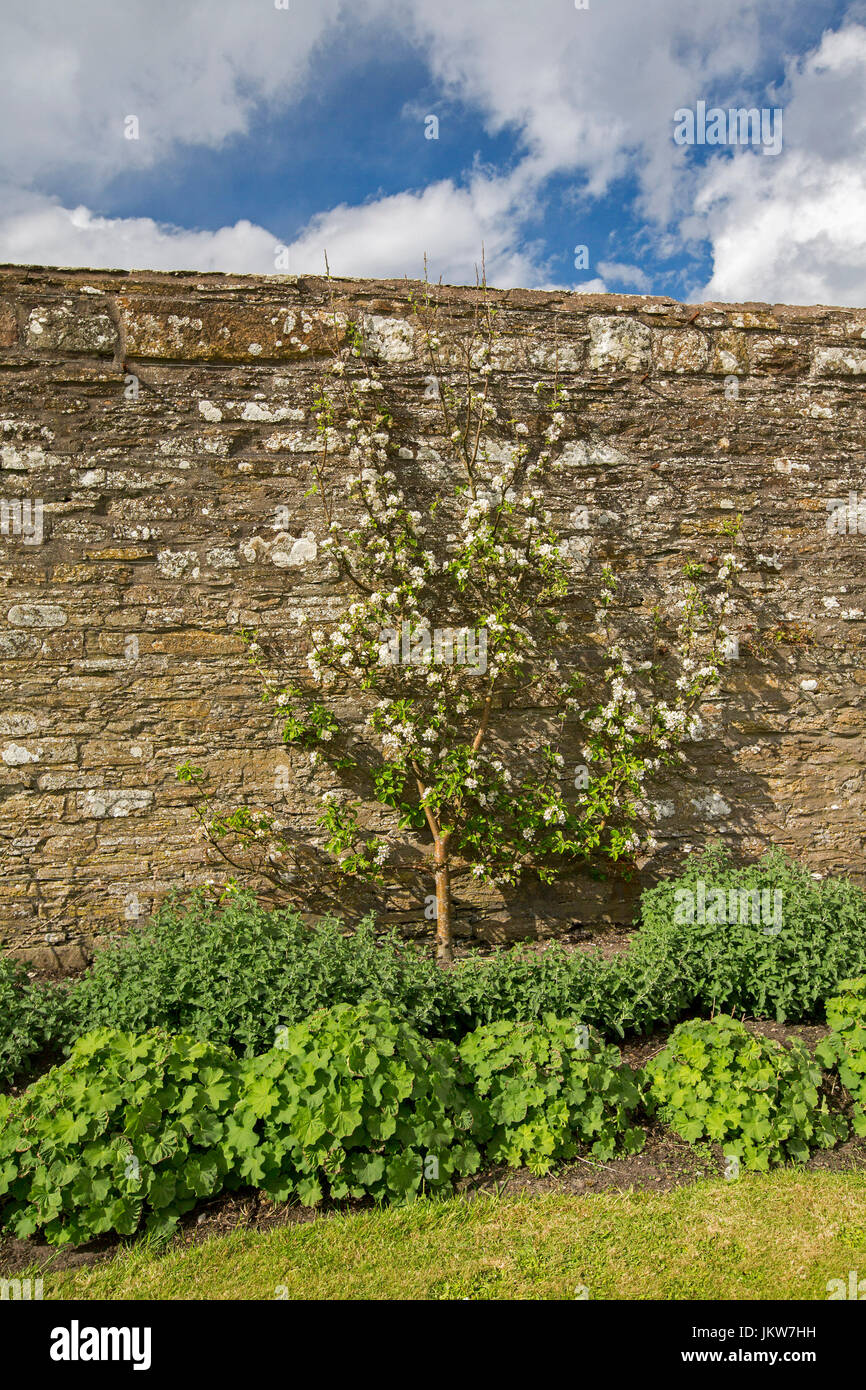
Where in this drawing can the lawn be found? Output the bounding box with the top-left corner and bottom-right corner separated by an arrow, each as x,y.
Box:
42,1171 -> 866,1301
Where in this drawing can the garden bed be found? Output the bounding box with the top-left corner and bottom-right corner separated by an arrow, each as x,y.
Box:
4,852 -> 866,1280
2,1013 -> 861,1284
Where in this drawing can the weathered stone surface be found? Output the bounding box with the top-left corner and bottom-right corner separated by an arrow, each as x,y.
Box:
6,603 -> 68,629
76,789 -> 154,818
363,313 -> 415,361
0,300 -> 18,347
709,329 -> 750,375
653,328 -> 708,373
0,266 -> 863,958
25,302 -> 117,355
120,294 -> 345,362
813,345 -> 866,376
588,315 -> 651,372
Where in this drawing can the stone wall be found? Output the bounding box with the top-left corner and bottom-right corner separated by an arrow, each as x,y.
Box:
0,264 -> 864,965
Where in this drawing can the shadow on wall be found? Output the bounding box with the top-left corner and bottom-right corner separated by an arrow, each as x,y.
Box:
0,565 -> 847,965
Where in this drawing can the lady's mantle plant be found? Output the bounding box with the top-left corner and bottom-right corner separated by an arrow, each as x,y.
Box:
816,976 -> 866,1135
0,1029 -> 241,1245
226,1002 -> 479,1206
181,272 -> 743,963
645,1014 -> 846,1169
456,1015 -> 645,1171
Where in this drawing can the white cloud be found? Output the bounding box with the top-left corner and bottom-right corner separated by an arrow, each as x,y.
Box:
0,193 -> 279,273
402,0 -> 794,220
0,0 -> 352,190
0,171 -> 549,286
284,172 -> 551,286
0,0 -> 789,206
597,261 -> 652,291
696,24 -> 866,305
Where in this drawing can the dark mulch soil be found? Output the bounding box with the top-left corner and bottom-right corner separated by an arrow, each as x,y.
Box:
466,1128 -> 866,1199
2,1012 -> 862,1282
455,922 -> 634,961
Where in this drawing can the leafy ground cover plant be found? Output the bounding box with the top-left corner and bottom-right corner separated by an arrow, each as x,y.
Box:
456,1015 -> 645,1172
0,1029 -> 242,1245
3,1000 -> 858,1249
227,1002 -> 480,1206
0,956 -> 71,1088
645,1015 -> 846,1170
2,891 -> 640,1084
635,846 -> 866,1023
67,888 -> 462,1054
816,977 -> 866,1136
63,886 -> 686,1054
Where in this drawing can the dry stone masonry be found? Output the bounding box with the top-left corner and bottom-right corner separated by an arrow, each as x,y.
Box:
0,265 -> 863,965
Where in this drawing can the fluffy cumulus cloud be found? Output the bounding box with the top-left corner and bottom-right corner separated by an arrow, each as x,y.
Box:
695,24 -> 866,305
402,0 -> 789,219
0,173 -> 548,286
0,0 -> 350,190
0,0 -> 865,302
0,194 -> 279,274
284,171 -> 553,287
597,262 -> 652,292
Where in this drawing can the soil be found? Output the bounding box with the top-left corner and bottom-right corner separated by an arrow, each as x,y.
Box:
2,1012 -> 863,1283
452,920 -> 636,960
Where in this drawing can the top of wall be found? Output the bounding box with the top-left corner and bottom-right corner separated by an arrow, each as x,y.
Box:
1,265 -> 865,375
0,263 -> 860,318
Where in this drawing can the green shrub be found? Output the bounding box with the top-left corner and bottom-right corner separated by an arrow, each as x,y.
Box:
1,1006 -> 645,1247
635,846 -> 866,1023
0,956 -> 70,1088
63,888 -> 680,1056
0,1029 -> 242,1245
5,996 -> 858,1250
228,1002 -> 480,1206
816,977 -> 866,1136
69,889 -> 462,1052
645,1015 -> 846,1169
456,1016 -> 645,1172
450,944 -> 676,1039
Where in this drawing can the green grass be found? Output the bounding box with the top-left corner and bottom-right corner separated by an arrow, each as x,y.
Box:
39,1172 -> 866,1301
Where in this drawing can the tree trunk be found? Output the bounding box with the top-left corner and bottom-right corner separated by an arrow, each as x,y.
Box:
434,835 -> 454,966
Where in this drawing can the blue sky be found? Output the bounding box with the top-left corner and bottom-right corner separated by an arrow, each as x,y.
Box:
2,0 -> 866,303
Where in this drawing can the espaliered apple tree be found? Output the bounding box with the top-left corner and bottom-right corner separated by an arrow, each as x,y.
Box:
179,273 -> 741,964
